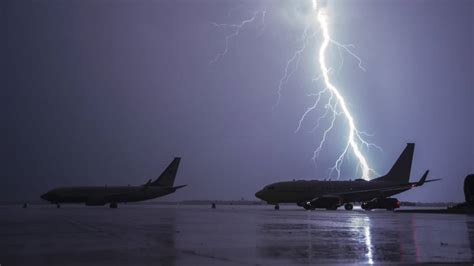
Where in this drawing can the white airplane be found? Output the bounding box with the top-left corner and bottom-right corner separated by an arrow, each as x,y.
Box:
255,143 -> 440,210
41,158 -> 185,208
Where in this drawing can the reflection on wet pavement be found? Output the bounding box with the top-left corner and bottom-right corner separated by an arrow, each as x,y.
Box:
0,205 -> 472,265
257,209 -> 472,264
258,212 -> 377,264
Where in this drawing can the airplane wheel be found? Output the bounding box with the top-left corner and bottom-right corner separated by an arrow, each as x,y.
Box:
344,203 -> 353,211
110,202 -> 118,209
274,205 -> 280,210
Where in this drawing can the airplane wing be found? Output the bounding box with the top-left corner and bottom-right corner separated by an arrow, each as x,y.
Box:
334,184 -> 413,201
307,185 -> 412,204
315,170 -> 440,203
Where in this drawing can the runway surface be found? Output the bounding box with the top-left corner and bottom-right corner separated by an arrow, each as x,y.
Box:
0,205 -> 473,265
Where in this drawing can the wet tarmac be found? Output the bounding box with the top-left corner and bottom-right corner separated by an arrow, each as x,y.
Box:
0,205 -> 473,265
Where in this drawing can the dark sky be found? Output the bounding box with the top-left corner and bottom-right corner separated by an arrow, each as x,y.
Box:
2,0 -> 473,202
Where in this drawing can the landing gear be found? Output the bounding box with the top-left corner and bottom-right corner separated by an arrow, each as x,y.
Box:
362,198 -> 400,211
274,204 -> 280,210
56,204 -> 61,208
361,202 -> 371,211
109,202 -> 118,209
344,203 -> 353,211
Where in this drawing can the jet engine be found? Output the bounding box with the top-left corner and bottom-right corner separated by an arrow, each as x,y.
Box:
299,197 -> 342,210
362,198 -> 400,211
85,198 -> 106,206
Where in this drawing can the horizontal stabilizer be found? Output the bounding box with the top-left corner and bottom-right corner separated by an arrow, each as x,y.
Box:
163,184 -> 187,193
423,179 -> 441,184
415,170 -> 429,187
414,170 -> 441,187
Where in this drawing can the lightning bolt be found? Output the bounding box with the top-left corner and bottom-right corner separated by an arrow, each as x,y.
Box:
274,25 -> 318,108
303,1 -> 378,180
209,10 -> 266,65
211,1 -> 380,181
288,1 -> 380,180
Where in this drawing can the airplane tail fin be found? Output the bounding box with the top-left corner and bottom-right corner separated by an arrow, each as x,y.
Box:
150,157 -> 181,187
373,143 -> 414,184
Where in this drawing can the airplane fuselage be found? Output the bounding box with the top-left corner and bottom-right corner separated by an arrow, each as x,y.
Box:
255,180 -> 412,205
41,186 -> 178,205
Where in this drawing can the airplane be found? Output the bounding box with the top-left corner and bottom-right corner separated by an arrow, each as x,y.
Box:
255,143 -> 440,211
40,157 -> 186,208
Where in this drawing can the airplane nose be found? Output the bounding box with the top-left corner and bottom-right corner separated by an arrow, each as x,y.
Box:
40,192 -> 53,201
255,190 -> 264,200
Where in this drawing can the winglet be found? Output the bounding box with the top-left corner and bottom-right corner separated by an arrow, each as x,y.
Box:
415,170 -> 429,187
